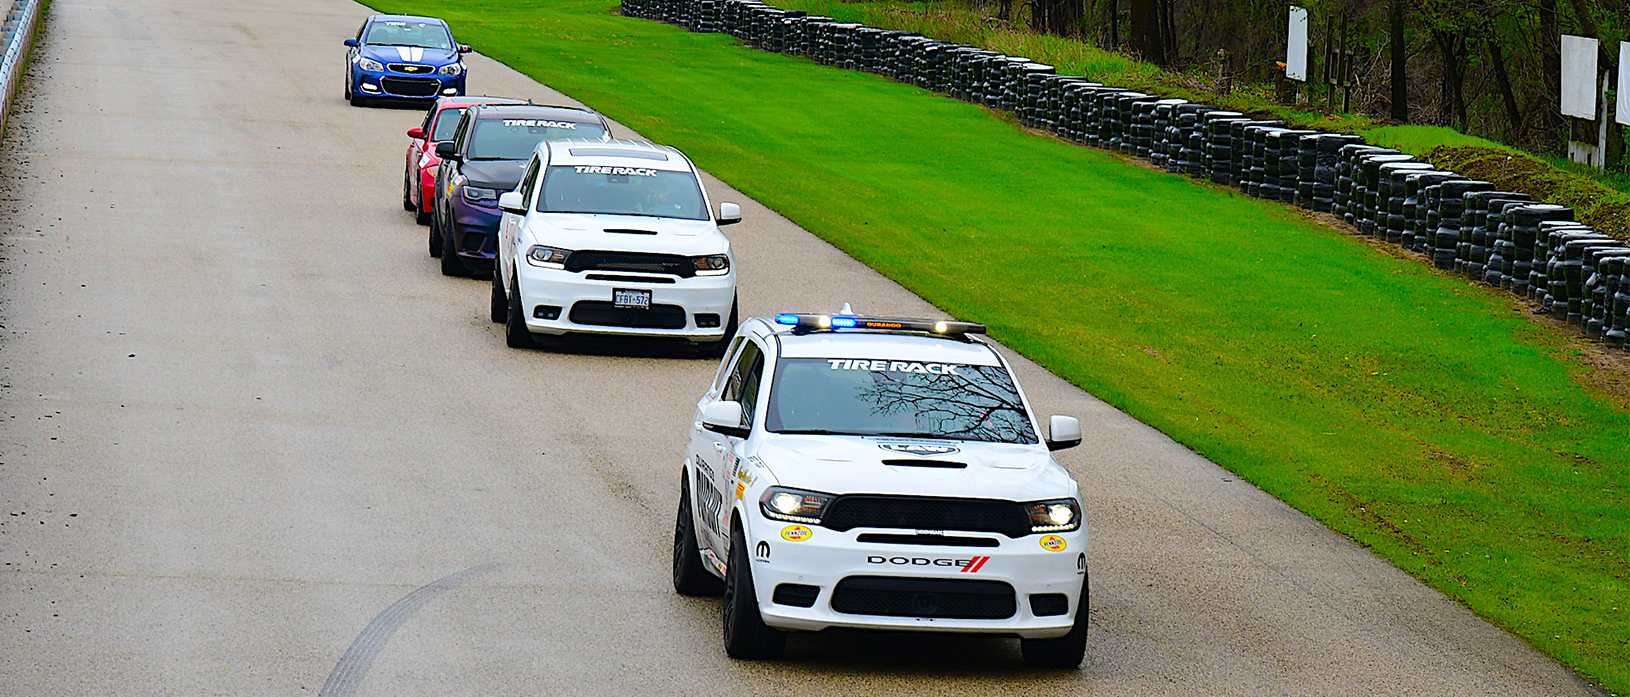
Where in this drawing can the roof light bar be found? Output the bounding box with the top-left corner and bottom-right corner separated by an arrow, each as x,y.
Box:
773,313 -> 986,338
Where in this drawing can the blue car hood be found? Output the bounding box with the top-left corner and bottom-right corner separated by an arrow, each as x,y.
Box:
360,45 -> 458,66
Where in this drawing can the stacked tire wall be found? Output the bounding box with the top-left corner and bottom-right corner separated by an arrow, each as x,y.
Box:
621,0 -> 1630,350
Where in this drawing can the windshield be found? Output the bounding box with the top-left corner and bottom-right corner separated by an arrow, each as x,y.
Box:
366,21 -> 453,50
538,165 -> 707,220
430,107 -> 466,141
467,119 -> 607,160
766,358 -> 1038,444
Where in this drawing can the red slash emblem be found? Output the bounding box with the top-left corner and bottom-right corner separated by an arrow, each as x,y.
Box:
960,556 -> 990,573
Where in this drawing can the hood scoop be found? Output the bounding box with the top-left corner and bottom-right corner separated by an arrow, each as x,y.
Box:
881,459 -> 967,469
603,228 -> 658,235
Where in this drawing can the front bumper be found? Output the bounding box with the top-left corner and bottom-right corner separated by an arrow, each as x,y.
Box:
745,521 -> 1087,638
515,264 -> 736,340
353,67 -> 465,101
449,197 -> 502,268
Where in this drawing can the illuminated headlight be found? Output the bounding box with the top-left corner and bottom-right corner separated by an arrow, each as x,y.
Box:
461,186 -> 498,202
759,487 -> 833,524
526,245 -> 571,269
356,57 -> 384,71
692,254 -> 730,276
1026,499 -> 1081,532
437,62 -> 463,76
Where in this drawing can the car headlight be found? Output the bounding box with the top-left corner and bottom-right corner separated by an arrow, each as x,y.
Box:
462,186 -> 498,202
437,62 -> 463,76
1026,499 -> 1081,533
692,254 -> 730,276
356,57 -> 384,72
526,245 -> 571,269
759,487 -> 834,524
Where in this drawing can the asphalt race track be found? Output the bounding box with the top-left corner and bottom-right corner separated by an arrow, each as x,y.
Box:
0,0 -> 1604,695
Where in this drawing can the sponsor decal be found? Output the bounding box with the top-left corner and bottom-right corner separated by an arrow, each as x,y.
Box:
826,359 -> 963,375
701,547 -> 726,575
781,525 -> 812,542
878,442 -> 961,456
866,555 -> 991,573
1040,535 -> 1067,552
503,119 -> 578,129
693,469 -> 724,535
755,541 -> 770,559
573,165 -> 658,177
734,481 -> 746,501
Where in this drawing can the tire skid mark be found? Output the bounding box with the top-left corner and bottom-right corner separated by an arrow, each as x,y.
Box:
318,562 -> 504,697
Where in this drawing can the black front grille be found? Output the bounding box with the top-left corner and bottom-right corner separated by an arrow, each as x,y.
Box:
565,251 -> 694,278
1029,593 -> 1069,617
568,301 -> 687,329
380,76 -> 439,97
831,576 -> 1016,619
388,63 -> 434,74
821,495 -> 1031,538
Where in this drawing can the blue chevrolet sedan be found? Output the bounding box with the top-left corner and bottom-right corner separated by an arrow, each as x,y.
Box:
343,15 -> 469,107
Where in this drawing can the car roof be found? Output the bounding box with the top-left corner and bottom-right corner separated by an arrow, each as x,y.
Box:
369,14 -> 447,26
767,325 -> 1004,366
469,104 -> 604,124
435,96 -> 526,110
542,139 -> 692,171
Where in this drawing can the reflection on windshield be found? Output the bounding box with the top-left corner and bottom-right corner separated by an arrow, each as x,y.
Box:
468,121 -> 608,160
430,108 -> 466,141
366,21 -> 453,50
767,358 -> 1037,444
538,165 -> 707,220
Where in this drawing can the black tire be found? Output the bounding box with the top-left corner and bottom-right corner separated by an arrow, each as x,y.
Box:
490,264 -> 508,323
673,476 -> 725,596
1020,572 -> 1089,669
504,273 -> 534,349
415,200 -> 432,226
440,225 -> 465,276
402,173 -> 416,211
428,210 -> 443,257
697,300 -> 739,359
722,525 -> 785,659
348,92 -> 369,108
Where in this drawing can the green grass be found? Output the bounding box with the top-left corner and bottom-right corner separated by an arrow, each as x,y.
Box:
364,0 -> 1628,689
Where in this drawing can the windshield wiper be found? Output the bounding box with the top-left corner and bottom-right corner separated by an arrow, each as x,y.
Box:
773,428 -> 868,436
369,43 -> 449,49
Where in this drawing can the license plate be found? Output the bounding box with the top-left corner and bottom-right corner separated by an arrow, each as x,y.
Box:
613,288 -> 651,310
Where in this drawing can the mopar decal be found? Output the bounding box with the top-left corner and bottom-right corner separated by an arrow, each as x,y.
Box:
503,119 -> 578,129
826,359 -> 963,375
879,442 -> 961,456
573,165 -> 658,177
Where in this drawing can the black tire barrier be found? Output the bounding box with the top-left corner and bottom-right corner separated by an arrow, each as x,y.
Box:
625,0 -> 1630,349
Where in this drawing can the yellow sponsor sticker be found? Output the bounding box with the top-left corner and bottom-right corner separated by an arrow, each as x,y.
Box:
1039,535 -> 1067,552
734,482 -> 746,500
781,525 -> 812,542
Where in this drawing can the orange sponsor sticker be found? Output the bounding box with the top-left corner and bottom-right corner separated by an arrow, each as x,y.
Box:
1039,535 -> 1067,552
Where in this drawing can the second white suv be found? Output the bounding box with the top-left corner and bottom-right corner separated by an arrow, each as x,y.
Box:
492,139 -> 741,353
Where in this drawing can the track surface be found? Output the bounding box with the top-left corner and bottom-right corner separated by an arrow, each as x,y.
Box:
0,0 -> 1603,695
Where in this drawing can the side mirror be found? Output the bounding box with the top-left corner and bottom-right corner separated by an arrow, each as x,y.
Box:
701,401 -> 749,439
458,44 -> 473,54
407,127 -> 425,140
717,202 -> 742,226
498,191 -> 526,214
435,141 -> 459,160
344,38 -> 358,47
1046,415 -> 1082,451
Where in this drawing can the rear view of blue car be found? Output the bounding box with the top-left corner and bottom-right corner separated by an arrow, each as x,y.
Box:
343,15 -> 469,106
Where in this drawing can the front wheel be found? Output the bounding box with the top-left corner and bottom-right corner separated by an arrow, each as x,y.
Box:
402,171 -> 416,211
722,525 -> 785,659
1020,572 -> 1089,668
428,209 -> 443,257
490,264 -> 508,323
440,226 -> 466,276
673,476 -> 725,596
504,273 -> 534,349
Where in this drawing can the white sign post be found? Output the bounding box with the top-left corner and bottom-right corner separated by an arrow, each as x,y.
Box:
1286,7 -> 1309,82
1618,41 -> 1629,126
1560,34 -> 1598,119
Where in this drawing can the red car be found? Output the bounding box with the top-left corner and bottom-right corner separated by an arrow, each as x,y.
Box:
403,95 -> 525,225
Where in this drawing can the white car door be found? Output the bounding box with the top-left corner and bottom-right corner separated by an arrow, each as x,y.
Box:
500,157 -> 541,288
688,337 -> 761,555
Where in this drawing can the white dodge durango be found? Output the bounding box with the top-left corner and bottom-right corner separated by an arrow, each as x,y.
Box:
492,138 -> 741,353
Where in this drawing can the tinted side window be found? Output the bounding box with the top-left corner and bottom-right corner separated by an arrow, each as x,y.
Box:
722,342 -> 762,403
737,354 -> 765,429
451,111 -> 474,153
519,158 -> 541,201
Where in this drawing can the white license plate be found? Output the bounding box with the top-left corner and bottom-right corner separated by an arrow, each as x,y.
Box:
613,288 -> 651,310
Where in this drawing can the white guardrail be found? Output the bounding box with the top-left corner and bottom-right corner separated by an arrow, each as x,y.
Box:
0,0 -> 44,135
